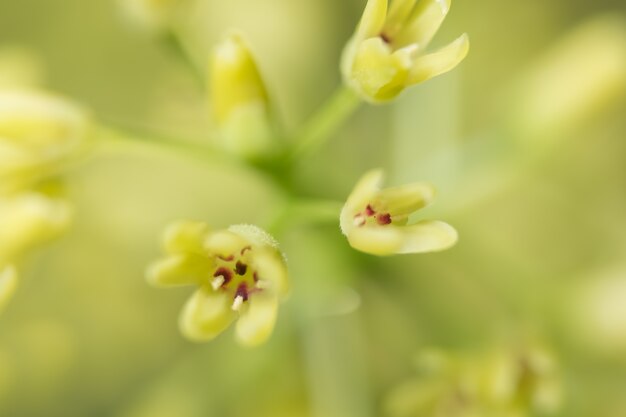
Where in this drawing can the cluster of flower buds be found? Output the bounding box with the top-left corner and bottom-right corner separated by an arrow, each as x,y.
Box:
0,90 -> 90,312
386,343 -> 562,417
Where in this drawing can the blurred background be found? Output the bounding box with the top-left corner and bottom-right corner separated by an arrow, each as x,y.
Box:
1,0 -> 626,416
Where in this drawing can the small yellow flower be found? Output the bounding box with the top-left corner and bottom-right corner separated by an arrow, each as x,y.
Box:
0,264 -> 18,315
342,0 -> 469,102
0,90 -> 90,192
147,222 -> 289,346
0,191 -> 72,265
210,32 -> 278,160
340,169 -> 457,255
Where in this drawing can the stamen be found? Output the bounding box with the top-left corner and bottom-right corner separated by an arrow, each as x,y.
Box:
211,276 -> 225,290
235,283 -> 249,301
241,246 -> 252,255
253,271 -> 259,282
365,205 -> 376,216
213,267 -> 232,286
218,254 -> 234,262
235,261 -> 248,276
377,213 -> 392,225
353,213 -> 366,227
255,279 -> 270,290
232,295 -> 244,311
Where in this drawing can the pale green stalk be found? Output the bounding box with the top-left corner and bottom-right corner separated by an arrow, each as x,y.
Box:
290,86 -> 362,160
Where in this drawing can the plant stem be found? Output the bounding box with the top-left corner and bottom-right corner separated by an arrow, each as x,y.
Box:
159,28 -> 206,89
290,86 -> 361,160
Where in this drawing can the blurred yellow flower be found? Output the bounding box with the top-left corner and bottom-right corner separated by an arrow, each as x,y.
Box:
0,90 -> 90,193
210,32 -> 279,160
0,264 -> 18,315
479,344 -> 562,415
0,192 -> 72,265
147,221 -> 289,346
340,169 -> 457,256
342,0 -> 469,103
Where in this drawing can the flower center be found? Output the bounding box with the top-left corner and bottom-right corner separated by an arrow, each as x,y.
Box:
353,204 -> 392,227
210,245 -> 263,310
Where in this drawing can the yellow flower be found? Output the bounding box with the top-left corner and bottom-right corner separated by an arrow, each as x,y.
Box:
0,191 -> 72,264
0,264 -> 18,315
147,222 -> 289,346
340,169 -> 457,255
0,90 -> 90,193
210,32 -> 279,160
342,0 -> 469,102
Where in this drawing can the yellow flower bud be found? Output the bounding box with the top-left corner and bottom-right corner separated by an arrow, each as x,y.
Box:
210,33 -> 279,160
0,90 -> 90,192
340,169 -> 457,255
342,0 -> 469,103
147,221 -> 289,346
0,192 -> 72,264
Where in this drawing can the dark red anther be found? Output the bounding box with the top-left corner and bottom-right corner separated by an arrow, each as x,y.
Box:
365,205 -> 376,216
235,261 -> 248,276
241,246 -> 252,255
253,271 -> 259,282
213,267 -> 232,286
218,254 -> 234,262
377,213 -> 392,225
235,283 -> 249,301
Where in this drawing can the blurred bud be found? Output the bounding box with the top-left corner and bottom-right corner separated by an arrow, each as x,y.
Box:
509,15 -> 626,147
118,0 -> 182,33
210,32 -> 279,160
479,344 -> 562,415
0,192 -> 72,264
0,264 -> 18,315
147,221 -> 289,346
342,0 -> 469,103
340,169 -> 457,256
0,90 -> 91,193
386,343 -> 562,417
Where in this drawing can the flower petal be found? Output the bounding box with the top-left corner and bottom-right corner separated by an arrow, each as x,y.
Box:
397,220 -> 458,253
355,0 -> 388,42
384,0 -> 417,40
408,33 -> 469,85
395,0 -> 451,49
252,249 -> 289,297
162,220 -> 210,255
341,169 -> 385,235
235,293 -> 278,347
228,224 -> 279,250
0,193 -> 71,258
179,288 -> 235,341
204,229 -> 247,258
347,225 -> 405,256
0,264 -> 18,313
373,182 -> 435,215
146,254 -> 211,287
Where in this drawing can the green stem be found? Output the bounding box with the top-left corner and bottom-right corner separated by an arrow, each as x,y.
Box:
159,28 -> 206,88
266,198 -> 344,237
97,124 -> 220,164
290,86 -> 361,160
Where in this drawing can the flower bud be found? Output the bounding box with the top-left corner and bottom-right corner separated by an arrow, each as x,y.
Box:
210,33 -> 279,160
